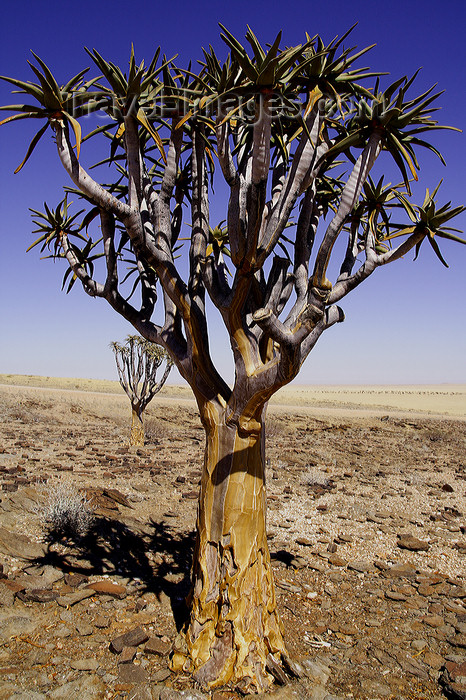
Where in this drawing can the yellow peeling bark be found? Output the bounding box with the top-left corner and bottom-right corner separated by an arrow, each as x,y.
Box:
171,402 -> 285,692
129,406 -> 145,446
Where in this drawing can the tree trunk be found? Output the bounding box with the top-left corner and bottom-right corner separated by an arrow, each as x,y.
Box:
129,405 -> 144,446
171,402 -> 285,692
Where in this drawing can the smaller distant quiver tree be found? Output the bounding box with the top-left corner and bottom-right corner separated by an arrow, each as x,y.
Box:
110,335 -> 172,446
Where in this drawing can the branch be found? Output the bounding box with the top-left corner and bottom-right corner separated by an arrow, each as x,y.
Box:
285,186 -> 319,328
311,131 -> 382,289
53,121 -> 130,220
300,305 -> 345,363
124,115 -> 144,209
60,232 -> 104,297
101,210 -> 118,295
216,118 -> 237,185
328,228 -> 425,303
258,110 -> 326,266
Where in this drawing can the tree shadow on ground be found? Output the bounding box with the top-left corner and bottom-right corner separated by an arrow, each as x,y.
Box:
35,516 -> 196,630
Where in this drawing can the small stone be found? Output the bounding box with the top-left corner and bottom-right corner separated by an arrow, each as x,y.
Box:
295,537 -> 313,546
308,561 -> 325,572
448,634 -> 466,649
85,581 -> 126,598
0,614 -> 38,639
48,675 -> 106,698
94,614 -> 111,628
18,588 -> 59,603
70,658 -> 100,671
386,563 -> 417,578
412,639 -> 428,651
117,663 -> 149,684
64,573 -> 88,588
110,626 -> 149,654
119,646 -> 137,664
56,589 -> 94,607
144,636 -> 172,656
385,590 -> 407,601
152,668 -> 171,682
422,614 -> 445,628
76,620 -> 94,636
423,651 -> 444,669
299,656 -> 330,685
397,534 -> 430,552
328,553 -> 346,567
0,585 -> 15,607
347,560 -> 373,573
0,526 -> 46,560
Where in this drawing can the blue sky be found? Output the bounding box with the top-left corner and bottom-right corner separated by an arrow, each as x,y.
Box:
0,0 -> 465,385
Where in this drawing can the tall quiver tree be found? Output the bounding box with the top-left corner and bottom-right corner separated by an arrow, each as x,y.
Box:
1,27 -> 465,692
110,335 -> 172,446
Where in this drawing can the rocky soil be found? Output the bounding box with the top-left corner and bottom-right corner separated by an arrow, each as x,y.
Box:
0,384 -> 465,700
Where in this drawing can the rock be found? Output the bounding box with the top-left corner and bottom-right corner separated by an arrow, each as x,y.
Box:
85,580 -> 126,598
93,614 -> 111,628
18,588 -> 59,603
159,689 -> 209,700
386,563 -> 417,578
423,650 -> 444,669
0,526 -> 46,560
70,658 -> 100,671
422,614 -> 445,628
56,589 -> 94,607
48,675 -> 106,699
449,634 -> 466,649
110,626 -> 149,654
327,553 -> 346,567
144,636 -> 171,656
295,537 -> 313,547
64,573 -> 88,587
347,560 -> 373,573
397,534 -> 430,552
412,639 -> 428,651
0,585 -> 15,607
440,660 -> 466,700
119,645 -> 138,664
385,591 -> 407,602
103,487 -> 132,507
0,612 -> 38,639
117,663 -> 149,684
76,620 -> 94,636
299,657 -> 330,685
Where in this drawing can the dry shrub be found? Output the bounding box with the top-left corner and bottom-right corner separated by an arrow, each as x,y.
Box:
38,480 -> 94,542
305,466 -> 332,488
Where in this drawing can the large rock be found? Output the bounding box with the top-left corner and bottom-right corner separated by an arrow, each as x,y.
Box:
0,527 -> 46,560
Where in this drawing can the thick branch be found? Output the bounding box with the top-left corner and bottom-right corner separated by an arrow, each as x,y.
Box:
53,121 -> 130,220
329,228 -> 425,303
257,111 -> 326,266
311,131 -> 382,289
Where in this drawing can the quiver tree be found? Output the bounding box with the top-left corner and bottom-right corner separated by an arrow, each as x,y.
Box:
1,27 -> 465,692
110,335 -> 172,445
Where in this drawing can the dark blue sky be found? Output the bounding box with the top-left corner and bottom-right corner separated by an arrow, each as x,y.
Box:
0,0 -> 465,384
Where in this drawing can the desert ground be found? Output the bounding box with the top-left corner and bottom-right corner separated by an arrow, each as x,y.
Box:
0,376 -> 465,700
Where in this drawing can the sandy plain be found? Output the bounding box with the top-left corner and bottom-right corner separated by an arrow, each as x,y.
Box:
1,374 -> 465,419
0,375 -> 465,700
